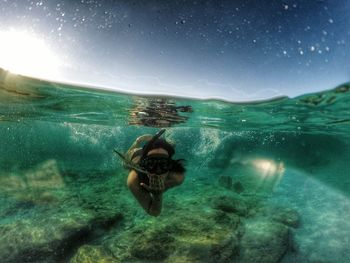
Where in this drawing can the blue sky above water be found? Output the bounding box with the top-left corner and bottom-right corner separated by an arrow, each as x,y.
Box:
0,0 -> 349,101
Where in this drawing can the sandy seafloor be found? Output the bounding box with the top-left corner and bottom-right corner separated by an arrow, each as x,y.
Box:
271,166 -> 350,262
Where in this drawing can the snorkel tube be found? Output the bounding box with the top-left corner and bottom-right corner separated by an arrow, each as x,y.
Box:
114,129 -> 166,173
113,149 -> 148,174
141,128 -> 166,160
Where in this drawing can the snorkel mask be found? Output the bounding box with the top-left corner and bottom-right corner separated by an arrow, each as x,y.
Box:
114,128 -> 184,175
140,153 -> 171,175
139,129 -> 173,175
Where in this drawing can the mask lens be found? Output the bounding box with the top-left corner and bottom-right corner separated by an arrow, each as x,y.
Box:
142,155 -> 169,174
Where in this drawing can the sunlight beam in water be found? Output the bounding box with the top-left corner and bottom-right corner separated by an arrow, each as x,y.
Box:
250,159 -> 285,191
252,159 -> 285,178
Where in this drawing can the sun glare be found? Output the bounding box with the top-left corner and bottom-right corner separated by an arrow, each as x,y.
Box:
252,159 -> 285,178
0,30 -> 62,80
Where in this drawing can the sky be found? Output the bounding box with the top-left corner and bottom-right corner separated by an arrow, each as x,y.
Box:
0,0 -> 350,101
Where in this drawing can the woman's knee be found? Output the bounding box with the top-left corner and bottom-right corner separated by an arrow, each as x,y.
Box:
147,209 -> 161,217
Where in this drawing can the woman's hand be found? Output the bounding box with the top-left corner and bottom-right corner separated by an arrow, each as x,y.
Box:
140,173 -> 166,195
124,134 -> 153,164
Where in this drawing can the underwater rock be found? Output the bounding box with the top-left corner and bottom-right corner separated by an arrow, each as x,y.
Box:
271,208 -> 300,228
130,229 -> 176,261
105,197 -> 246,262
212,210 -> 241,230
70,245 -> 119,263
0,159 -> 65,204
257,205 -> 300,228
0,212 -> 92,263
211,234 -> 240,263
0,206 -> 124,263
212,195 -> 248,217
239,220 -> 290,263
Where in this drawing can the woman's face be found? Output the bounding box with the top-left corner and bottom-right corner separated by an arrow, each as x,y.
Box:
144,148 -> 170,175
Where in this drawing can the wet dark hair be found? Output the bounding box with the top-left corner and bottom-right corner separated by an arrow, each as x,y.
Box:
143,138 -> 186,173
170,159 -> 186,173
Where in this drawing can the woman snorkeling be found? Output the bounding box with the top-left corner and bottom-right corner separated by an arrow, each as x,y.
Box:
115,129 -> 185,216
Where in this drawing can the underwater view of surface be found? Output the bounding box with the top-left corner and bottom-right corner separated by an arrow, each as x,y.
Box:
1,67 -> 350,263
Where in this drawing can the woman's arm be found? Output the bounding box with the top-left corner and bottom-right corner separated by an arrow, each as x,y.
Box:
124,134 -> 153,162
164,172 -> 185,191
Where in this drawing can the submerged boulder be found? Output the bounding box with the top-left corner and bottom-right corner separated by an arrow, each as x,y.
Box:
211,234 -> 240,263
257,205 -> 300,228
0,212 -> 92,263
212,195 -> 249,217
106,198 -> 246,263
130,228 -> 176,261
70,245 -> 119,263
212,209 -> 241,230
239,220 -> 290,263
0,207 -> 123,263
271,208 -> 300,228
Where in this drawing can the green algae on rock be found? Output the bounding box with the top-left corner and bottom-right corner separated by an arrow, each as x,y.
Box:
271,207 -> 300,228
99,188 -> 296,263
0,209 -> 94,263
239,220 -> 290,263
70,245 -> 119,263
130,229 -> 176,260
212,194 -> 249,217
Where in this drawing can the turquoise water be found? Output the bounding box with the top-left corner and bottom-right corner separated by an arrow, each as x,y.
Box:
1,67 -> 350,262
